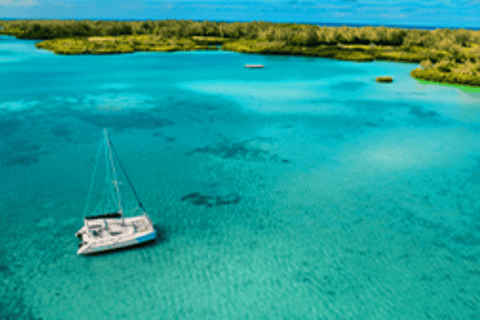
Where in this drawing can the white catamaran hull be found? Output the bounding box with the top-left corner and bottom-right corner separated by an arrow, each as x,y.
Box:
77,129 -> 157,255
76,215 -> 156,255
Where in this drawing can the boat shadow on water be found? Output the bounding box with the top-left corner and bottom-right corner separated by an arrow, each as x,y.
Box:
82,224 -> 168,257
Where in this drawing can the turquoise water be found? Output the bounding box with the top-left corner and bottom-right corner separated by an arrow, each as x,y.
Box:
1,35 -> 480,319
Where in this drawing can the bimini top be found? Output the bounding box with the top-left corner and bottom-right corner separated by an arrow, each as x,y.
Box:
84,212 -> 122,220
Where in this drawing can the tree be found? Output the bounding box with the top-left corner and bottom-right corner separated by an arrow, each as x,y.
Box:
454,30 -> 470,47
305,29 -> 319,46
387,29 -> 406,46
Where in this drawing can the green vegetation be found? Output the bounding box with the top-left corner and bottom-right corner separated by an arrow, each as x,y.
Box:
415,78 -> 480,93
35,35 -> 217,54
411,60 -> 480,87
1,19 -> 480,86
376,76 -> 393,83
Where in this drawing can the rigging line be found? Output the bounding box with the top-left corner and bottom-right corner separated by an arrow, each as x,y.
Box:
104,129 -> 123,214
84,135 -> 104,217
108,136 -> 146,214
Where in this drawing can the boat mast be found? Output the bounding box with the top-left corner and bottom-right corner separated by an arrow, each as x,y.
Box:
104,129 -> 123,215
108,132 -> 147,215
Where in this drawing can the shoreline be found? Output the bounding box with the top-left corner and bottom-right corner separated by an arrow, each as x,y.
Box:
413,78 -> 480,92
2,19 -> 480,88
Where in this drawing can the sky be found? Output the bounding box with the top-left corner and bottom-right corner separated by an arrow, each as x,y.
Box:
1,0 -> 480,28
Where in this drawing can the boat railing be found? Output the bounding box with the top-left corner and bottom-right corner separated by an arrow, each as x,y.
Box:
85,212 -> 122,220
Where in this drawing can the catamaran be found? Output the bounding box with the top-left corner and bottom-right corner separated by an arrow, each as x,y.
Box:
76,129 -> 156,255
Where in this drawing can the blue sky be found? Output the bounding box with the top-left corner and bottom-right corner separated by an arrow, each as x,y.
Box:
1,0 -> 479,28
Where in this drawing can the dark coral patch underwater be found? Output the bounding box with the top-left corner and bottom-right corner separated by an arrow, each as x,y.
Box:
181,192 -> 241,207
6,155 -> 39,166
189,138 -> 289,163
190,140 -> 270,161
409,106 -> 438,119
71,108 -> 174,132
328,81 -> 368,92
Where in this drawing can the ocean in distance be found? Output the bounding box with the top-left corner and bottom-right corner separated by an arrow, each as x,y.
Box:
3,17 -> 480,31
2,0 -> 480,29
1,34 -> 480,319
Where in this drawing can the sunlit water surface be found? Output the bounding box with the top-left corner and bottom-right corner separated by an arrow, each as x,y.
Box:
1,35 -> 480,319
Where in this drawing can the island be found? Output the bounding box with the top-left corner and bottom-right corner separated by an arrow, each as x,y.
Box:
1,19 -> 479,87
376,76 -> 393,83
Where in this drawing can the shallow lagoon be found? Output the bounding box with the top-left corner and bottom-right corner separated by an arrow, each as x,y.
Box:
1,35 -> 480,319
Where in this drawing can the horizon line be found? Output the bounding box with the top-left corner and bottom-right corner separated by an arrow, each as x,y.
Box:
1,17 -> 479,31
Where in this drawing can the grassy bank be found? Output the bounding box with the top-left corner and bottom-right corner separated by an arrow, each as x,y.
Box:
411,66 -> 480,87
414,78 -> 480,92
1,19 -> 480,87
35,35 -> 218,54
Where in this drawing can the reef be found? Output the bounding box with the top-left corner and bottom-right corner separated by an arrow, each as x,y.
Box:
181,192 -> 241,207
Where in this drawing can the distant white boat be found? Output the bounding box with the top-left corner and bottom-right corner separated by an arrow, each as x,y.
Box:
76,129 -> 156,255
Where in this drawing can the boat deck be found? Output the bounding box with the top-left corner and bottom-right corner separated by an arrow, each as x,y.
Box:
81,216 -> 152,240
